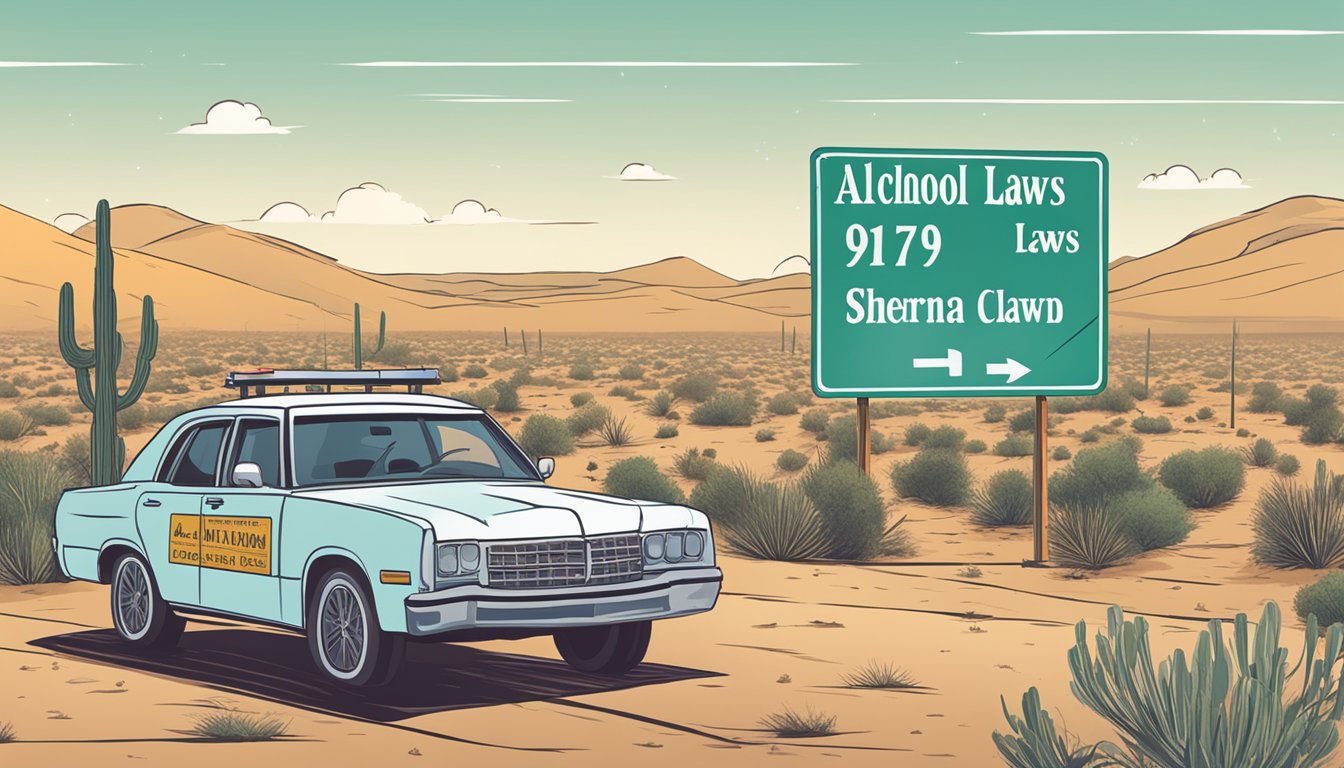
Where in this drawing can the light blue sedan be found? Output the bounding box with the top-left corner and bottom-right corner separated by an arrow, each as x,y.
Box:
54,379 -> 721,687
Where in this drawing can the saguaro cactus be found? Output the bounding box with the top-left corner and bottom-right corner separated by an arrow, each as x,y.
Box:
352,303 -> 386,370
58,200 -> 158,486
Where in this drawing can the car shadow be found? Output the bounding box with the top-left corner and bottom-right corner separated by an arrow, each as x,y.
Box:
31,626 -> 721,722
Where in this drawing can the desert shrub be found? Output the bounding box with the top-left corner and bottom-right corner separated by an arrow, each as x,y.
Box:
654,423 -> 678,439
58,433 -> 90,484
1051,499 -> 1136,569
0,411 -> 33,441
492,381 -> 521,412
1236,427 -> 1250,437
689,392 -> 755,426
603,456 -> 684,504
1158,384 -> 1192,407
670,372 -> 718,402
1157,447 -> 1245,508
462,363 -> 488,379
777,449 -> 810,472
596,414 -> 634,446
755,428 -> 776,443
1196,406 -> 1214,421
984,404 -> 1007,423
183,358 -> 223,378
1052,445 -> 1072,461
566,402 -> 611,436
439,364 -> 459,383
608,384 -> 637,399
971,469 -> 1032,526
1112,486 -> 1192,551
0,380 -> 18,398
643,391 -> 676,419
0,721 -> 12,743
0,450 -> 73,584
722,479 -> 827,561
567,361 -> 596,381
569,391 -> 594,408
993,434 -> 1033,457
871,431 -> 897,454
1282,396 -> 1311,426
689,464 -> 753,529
116,403 -> 147,430
189,709 -> 289,742
766,392 -> 800,416
800,409 -> 830,434
1079,428 -> 1102,443
516,414 -> 574,458
760,705 -> 837,738
1131,415 -> 1172,434
823,414 -> 888,463
1252,459 -> 1344,569
672,448 -> 715,481
843,660 -> 920,689
1009,410 -> 1036,433
1050,396 -> 1088,414
1248,381 -> 1284,413
374,341 -> 416,366
20,403 -> 70,427
1275,453 -> 1301,477
703,448 -> 717,459
890,447 -> 972,507
1051,438 -> 1148,509
1295,572 -> 1344,629
923,425 -> 966,450
804,460 -> 903,560
964,439 -> 987,454
1092,387 -> 1136,413
904,421 -> 932,446
1302,406 -> 1344,445
450,386 -> 497,409
618,363 -> 644,380
1243,438 -> 1278,468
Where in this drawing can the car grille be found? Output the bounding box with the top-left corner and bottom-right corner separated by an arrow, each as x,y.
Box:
487,535 -> 642,589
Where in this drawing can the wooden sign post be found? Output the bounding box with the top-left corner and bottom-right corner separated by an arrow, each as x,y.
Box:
857,397 -> 871,474
1031,395 -> 1050,563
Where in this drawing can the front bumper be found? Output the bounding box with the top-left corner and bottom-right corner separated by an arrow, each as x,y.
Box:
403,566 -> 722,636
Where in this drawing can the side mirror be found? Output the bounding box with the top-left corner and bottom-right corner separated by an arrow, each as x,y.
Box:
536,457 -> 555,480
232,462 -> 264,488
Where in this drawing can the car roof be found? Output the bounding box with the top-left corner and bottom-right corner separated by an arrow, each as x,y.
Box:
196,393 -> 483,412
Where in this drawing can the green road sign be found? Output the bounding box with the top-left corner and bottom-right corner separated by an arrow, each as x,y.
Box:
811,147 -> 1108,398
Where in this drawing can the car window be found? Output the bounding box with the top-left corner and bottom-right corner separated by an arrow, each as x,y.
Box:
230,419 -> 280,487
164,422 -> 229,486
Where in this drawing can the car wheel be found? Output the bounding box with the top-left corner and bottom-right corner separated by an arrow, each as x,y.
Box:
109,552 -> 184,651
554,620 -> 652,675
307,568 -> 404,687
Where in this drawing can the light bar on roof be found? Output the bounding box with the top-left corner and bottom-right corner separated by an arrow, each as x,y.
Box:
224,368 -> 441,398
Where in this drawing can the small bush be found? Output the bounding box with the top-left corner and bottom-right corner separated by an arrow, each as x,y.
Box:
567,362 -> 596,381
1051,499 -> 1136,569
570,391 -> 594,408
58,433 -> 90,484
0,411 -> 34,441
643,390 -> 675,418
923,425 -> 966,450
1051,438 -> 1148,508
842,661 -> 919,689
971,469 -> 1032,526
766,392 -> 800,416
450,386 -> 498,409
654,423 -> 678,439
1158,384 -> 1192,407
670,372 -> 718,402
1243,438 -> 1278,467
1113,486 -> 1192,551
608,384 -> 637,399
1302,405 -> 1344,445
1092,387 -> 1136,413
0,381 -> 18,398
672,448 -> 716,481
1157,447 -> 1245,508
462,363 -> 488,379
0,450 -> 74,584
0,721 -> 12,743
190,710 -> 289,742
760,705 -> 837,738
492,381 -> 521,412
1195,406 -> 1214,421
984,404 -> 1007,423
804,461 -> 902,560
603,456 -> 684,504
1294,572 -> 1344,628
689,392 -> 755,427
823,414 -> 888,463
566,402 -> 611,436
1248,381 -> 1284,413
964,439 -> 987,454
1008,410 -> 1036,433
755,428 -> 776,443
440,364 -> 459,383
1079,427 -> 1102,443
714,471 -> 826,561
993,434 -> 1033,457
1130,415 -> 1172,434
890,448 -> 972,507
596,414 -> 634,446
19,403 -> 69,427
1252,459 -> 1344,569
777,449 -> 810,472
904,422 -> 932,446
516,414 -> 574,458
118,403 -> 148,430
1275,453 -> 1301,477
1051,445 -> 1072,461
800,409 -> 830,434
618,363 -> 644,380
689,465 -> 753,529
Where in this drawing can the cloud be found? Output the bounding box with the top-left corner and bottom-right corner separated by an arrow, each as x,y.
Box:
53,213 -> 89,233
1138,165 -> 1249,190
251,183 -> 587,226
177,100 -> 297,135
258,201 -> 317,223
435,199 -> 504,224
612,162 -> 676,181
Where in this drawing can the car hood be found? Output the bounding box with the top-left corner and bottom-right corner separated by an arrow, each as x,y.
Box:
292,480 -> 696,539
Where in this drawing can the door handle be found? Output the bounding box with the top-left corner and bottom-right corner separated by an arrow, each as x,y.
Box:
142,499 -> 161,508
205,497 -> 225,509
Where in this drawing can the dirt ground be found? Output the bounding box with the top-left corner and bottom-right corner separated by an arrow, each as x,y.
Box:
3,331 -> 1343,765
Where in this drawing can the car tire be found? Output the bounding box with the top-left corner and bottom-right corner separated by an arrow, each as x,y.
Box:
307,568 -> 404,687
109,552 -> 185,652
554,620 -> 652,675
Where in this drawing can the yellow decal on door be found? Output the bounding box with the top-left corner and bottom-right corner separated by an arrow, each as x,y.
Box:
167,514 -> 272,575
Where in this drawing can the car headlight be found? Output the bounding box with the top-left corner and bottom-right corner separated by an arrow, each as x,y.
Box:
436,541 -> 481,578
685,530 -> 704,559
460,543 -> 480,572
643,530 -> 707,565
665,532 -> 684,562
643,533 -> 665,561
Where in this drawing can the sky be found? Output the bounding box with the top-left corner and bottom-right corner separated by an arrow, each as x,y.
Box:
2,0 -> 1341,277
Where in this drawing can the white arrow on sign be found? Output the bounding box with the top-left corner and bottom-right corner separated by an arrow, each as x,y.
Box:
986,358 -> 1031,383
913,349 -> 963,377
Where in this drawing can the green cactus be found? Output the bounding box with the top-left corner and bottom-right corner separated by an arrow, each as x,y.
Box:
352,303 -> 386,370
57,200 -> 158,486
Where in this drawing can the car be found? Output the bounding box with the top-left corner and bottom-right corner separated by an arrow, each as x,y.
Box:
53,369 -> 722,686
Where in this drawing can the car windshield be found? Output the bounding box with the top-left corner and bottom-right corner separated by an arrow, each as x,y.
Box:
292,413 -> 537,487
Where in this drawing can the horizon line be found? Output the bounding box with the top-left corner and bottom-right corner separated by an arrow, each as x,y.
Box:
973,29 -> 1344,36
831,98 -> 1344,105
345,60 -> 856,68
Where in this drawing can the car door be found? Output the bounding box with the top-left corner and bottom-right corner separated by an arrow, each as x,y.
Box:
137,418 -> 233,607
198,417 -> 285,622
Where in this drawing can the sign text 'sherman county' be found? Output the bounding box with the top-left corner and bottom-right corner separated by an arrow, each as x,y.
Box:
811,148 -> 1108,398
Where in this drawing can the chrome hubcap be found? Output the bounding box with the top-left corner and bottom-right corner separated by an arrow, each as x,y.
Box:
116,561 -> 150,635
321,584 -> 365,673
